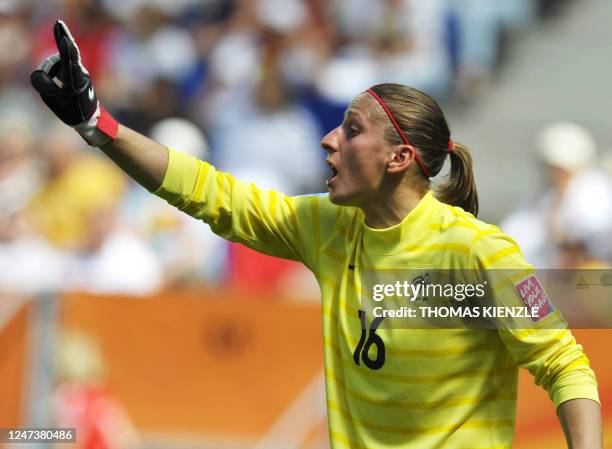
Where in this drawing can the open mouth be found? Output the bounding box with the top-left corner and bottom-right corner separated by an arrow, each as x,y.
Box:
326,160 -> 338,186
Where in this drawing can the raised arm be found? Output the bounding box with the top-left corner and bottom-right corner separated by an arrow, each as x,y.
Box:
30,19 -> 341,269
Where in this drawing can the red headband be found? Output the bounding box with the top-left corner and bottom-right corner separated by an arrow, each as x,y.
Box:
366,88 -> 431,178
366,88 -> 455,177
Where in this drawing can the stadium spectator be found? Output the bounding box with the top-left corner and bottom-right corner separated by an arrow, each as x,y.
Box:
0,115 -> 72,294
0,114 -> 42,223
207,29 -> 325,194
450,0 -> 535,96
317,0 -> 452,105
501,121 -> 612,268
54,331 -> 141,449
26,123 -> 126,251
66,202 -> 164,295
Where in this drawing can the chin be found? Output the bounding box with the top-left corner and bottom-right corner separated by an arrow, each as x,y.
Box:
328,188 -> 357,207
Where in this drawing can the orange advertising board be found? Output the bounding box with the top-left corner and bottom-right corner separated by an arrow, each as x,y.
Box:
0,301 -> 29,429
58,291 -> 324,441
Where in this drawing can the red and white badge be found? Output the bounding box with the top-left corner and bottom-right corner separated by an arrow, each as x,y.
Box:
514,275 -> 553,322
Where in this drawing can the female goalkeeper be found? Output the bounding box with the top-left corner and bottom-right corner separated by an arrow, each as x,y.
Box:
32,20 -> 601,449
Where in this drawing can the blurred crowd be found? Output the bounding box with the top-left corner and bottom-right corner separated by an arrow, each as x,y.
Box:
501,122 -> 612,269
1,0 -> 610,298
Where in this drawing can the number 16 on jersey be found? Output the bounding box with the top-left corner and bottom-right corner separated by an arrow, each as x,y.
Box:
353,309 -> 386,370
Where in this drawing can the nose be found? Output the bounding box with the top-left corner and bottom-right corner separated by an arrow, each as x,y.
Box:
321,127 -> 340,154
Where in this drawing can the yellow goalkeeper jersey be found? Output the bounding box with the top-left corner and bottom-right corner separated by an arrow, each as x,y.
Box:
154,148 -> 599,449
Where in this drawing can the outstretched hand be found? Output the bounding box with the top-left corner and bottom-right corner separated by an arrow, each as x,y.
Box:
30,20 -> 98,126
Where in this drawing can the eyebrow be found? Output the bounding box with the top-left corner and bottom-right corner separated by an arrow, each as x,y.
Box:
343,109 -> 364,123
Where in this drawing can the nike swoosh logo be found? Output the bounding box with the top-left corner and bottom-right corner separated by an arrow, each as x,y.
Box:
88,86 -> 95,101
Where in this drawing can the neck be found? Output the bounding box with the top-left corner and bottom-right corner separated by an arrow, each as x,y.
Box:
362,187 -> 426,229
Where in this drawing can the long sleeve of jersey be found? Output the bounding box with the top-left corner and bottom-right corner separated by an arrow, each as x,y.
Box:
468,231 -> 600,408
152,148 -> 340,270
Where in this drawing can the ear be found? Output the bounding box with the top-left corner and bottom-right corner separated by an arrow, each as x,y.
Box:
387,144 -> 416,174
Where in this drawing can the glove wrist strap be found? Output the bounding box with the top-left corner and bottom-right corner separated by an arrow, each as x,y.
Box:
74,103 -> 118,147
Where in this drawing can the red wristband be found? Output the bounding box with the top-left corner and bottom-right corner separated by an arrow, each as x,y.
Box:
96,105 -> 118,140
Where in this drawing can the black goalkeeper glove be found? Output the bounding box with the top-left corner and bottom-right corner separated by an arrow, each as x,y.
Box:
30,19 -> 118,146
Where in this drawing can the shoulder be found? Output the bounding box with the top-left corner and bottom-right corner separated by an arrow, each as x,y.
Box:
431,201 -> 499,245
432,200 -> 528,268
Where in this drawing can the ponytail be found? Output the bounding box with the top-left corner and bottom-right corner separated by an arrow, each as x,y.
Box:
435,142 -> 479,217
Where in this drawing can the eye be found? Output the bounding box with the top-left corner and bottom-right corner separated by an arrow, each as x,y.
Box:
343,121 -> 360,138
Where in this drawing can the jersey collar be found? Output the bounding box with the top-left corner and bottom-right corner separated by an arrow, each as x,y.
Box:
361,190 -> 442,256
